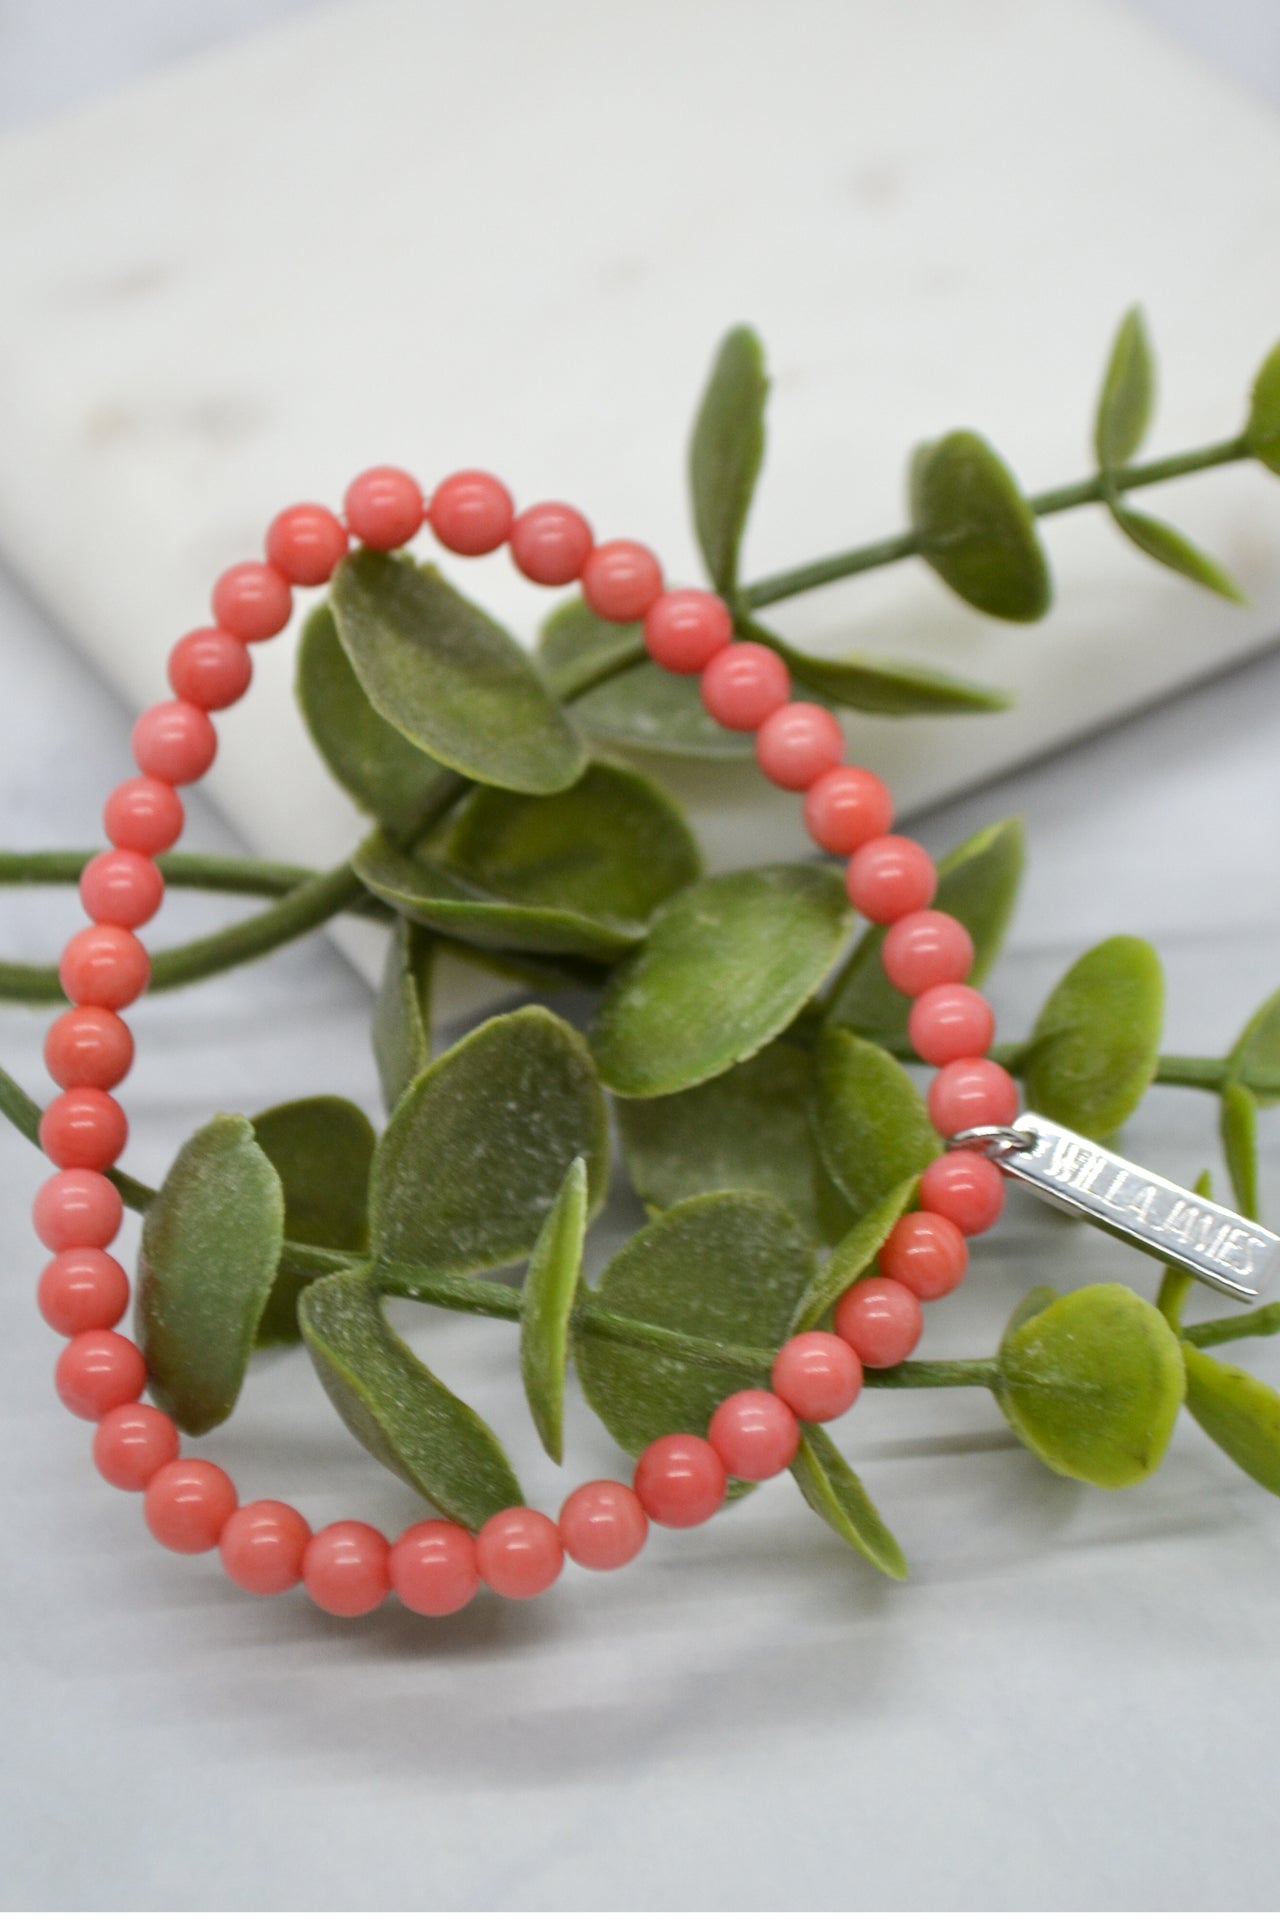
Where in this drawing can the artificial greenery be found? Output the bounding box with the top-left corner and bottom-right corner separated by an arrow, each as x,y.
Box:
2,310 -> 1280,1583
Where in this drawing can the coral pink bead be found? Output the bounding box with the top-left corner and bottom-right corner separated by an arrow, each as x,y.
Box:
699,641 -> 791,731
879,1210 -> 969,1301
581,539 -> 664,622
303,1520 -> 391,1615
909,983 -> 996,1067
220,1500 -> 312,1595
927,1057 -> 1020,1137
92,1402 -> 180,1491
168,627 -> 253,711
634,1433 -> 727,1528
211,561 -> 292,643
475,1507 -> 564,1599
882,909 -> 975,996
803,764 -> 894,855
145,1460 -> 238,1555
558,1480 -> 649,1572
38,1247 -> 129,1335
835,1277 -> 924,1369
771,1331 -> 863,1423
509,500 -> 594,585
103,776 -> 183,855
755,702 -> 846,791
78,850 -> 164,930
265,503 -> 349,585
390,1520 -> 479,1615
44,1006 -> 134,1091
33,1168 -> 123,1251
642,588 -> 733,674
919,1150 -> 1006,1236
59,925 -> 150,1010
708,1390 -> 800,1480
55,1329 -> 147,1421
131,700 -> 217,786
39,1088 -> 128,1172
344,466 -> 425,550
846,835 -> 937,924
428,469 -> 515,556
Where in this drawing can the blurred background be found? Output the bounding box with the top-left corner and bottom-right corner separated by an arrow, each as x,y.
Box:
1,0 -> 1278,127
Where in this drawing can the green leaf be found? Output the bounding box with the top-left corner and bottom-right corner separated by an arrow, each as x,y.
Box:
810,1029 -> 939,1220
300,1270 -> 523,1526
1004,1284 -> 1060,1339
357,758 -> 702,966
825,816 -> 1025,1045
616,1039 -> 829,1241
370,1007 -> 609,1274
793,1176 -> 919,1331
251,1096 -> 376,1345
1106,502 -> 1244,603
372,917 -> 432,1113
353,833 -> 640,962
994,1282 -> 1185,1487
136,1114 -> 285,1433
1024,935 -> 1164,1137
575,1191 -> 814,1457
519,1158 -> 588,1463
538,600 -> 754,760
433,936 -> 602,996
1095,306 -> 1155,473
1228,985 -> 1280,1106
1092,309 -> 1237,607
909,429 -> 1052,622
442,760 -> 701,926
1220,1081 -> 1260,1220
689,324 -> 768,593
1244,337 -> 1280,474
789,1425 -> 908,1580
296,603 -> 452,836
1182,1342 -> 1280,1495
591,864 -> 851,1097
758,625 -> 1010,716
330,549 -> 586,794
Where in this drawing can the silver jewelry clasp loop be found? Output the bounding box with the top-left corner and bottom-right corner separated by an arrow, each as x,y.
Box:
945,1122 -> 1039,1160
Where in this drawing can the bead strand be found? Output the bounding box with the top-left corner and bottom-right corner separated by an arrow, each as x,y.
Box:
33,466 -> 1012,1620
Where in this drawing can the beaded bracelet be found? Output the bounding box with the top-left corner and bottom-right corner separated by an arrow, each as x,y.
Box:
32,463 -> 1029,1619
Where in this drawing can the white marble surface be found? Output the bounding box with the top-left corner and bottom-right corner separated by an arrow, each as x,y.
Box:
2,2 -> 1280,1912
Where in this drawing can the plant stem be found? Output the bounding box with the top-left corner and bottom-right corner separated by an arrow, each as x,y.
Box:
881,1037 -> 1280,1102
1182,1301 -> 1280,1348
109,1167 -> 158,1213
0,848 -> 390,907
0,859 -> 368,1004
0,768 -> 473,1006
740,434 -> 1252,609
1148,1053 -> 1272,1095
0,1061 -> 42,1150
350,1257 -> 1000,1385
4,1054 -> 1270,1388
857,1356 -> 1000,1389
549,631 -> 648,700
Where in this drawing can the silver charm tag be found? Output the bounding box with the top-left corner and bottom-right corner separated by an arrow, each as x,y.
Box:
953,1111 -> 1278,1303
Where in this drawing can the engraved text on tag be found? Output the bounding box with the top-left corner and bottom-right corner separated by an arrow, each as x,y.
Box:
992,1112 -> 1279,1303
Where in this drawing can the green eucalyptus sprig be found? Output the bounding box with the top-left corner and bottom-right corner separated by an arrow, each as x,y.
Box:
3,311 -> 1280,1582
